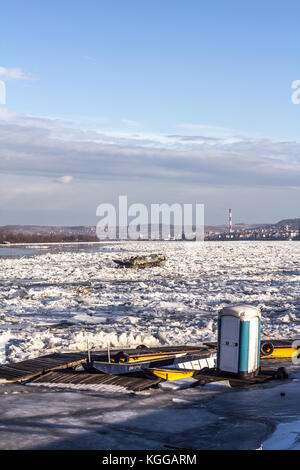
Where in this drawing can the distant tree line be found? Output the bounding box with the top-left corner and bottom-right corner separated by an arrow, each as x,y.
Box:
0,230 -> 99,244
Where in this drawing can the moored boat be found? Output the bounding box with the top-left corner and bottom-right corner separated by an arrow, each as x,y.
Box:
86,349 -> 217,375
260,340 -> 299,358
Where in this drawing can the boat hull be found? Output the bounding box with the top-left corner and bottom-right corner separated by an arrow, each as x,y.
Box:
145,368 -> 197,381
265,347 -> 298,358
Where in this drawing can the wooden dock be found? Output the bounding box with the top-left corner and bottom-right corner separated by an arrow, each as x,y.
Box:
0,351 -> 287,393
0,345 -> 213,383
0,352 -> 87,382
0,344 -> 283,392
0,346 -> 209,382
29,370 -> 161,392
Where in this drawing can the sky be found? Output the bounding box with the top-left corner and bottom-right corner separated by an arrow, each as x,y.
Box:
0,0 -> 300,226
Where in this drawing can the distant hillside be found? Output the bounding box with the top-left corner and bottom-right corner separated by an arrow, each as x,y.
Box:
0,225 -> 98,244
1,218 -> 299,236
275,219 -> 300,230
0,225 -> 96,235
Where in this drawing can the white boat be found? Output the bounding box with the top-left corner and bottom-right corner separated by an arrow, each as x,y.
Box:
168,354 -> 216,370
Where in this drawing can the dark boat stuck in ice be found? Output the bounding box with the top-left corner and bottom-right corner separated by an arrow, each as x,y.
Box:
113,254 -> 167,269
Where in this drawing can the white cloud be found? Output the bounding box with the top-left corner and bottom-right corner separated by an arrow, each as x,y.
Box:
0,66 -> 33,82
55,175 -> 73,184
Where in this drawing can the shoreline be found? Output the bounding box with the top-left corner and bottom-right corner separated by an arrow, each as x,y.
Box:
0,239 -> 299,248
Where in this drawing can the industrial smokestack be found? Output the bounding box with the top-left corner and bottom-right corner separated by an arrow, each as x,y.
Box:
229,208 -> 233,233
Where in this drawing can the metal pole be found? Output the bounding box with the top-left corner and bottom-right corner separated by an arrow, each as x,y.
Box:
107,343 -> 111,363
87,336 -> 91,363
229,208 -> 233,233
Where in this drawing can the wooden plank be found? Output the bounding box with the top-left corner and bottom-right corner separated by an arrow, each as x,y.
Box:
0,367 -> 35,377
0,354 -> 85,382
45,373 -> 65,383
70,374 -> 94,384
33,372 -> 60,383
55,372 -> 84,384
110,376 -> 132,386
94,374 -> 120,384
0,369 -> 24,379
30,370 -> 160,391
80,374 -> 104,384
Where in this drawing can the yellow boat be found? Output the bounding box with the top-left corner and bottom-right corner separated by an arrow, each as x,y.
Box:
264,347 -> 297,358
145,368 -> 196,381
260,340 -> 299,358
112,354 -> 174,363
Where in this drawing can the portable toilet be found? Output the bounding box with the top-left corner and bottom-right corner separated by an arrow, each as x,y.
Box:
217,304 -> 261,378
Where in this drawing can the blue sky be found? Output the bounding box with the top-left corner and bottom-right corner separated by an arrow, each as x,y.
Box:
1,0 -> 300,225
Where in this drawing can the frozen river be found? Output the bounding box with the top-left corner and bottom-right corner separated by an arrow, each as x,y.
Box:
0,241 -> 299,449
0,241 -> 299,363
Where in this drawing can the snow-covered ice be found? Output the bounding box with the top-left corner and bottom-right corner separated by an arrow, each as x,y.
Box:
0,240 -> 300,450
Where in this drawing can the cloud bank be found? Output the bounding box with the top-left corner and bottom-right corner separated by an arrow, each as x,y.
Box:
0,108 -> 299,189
